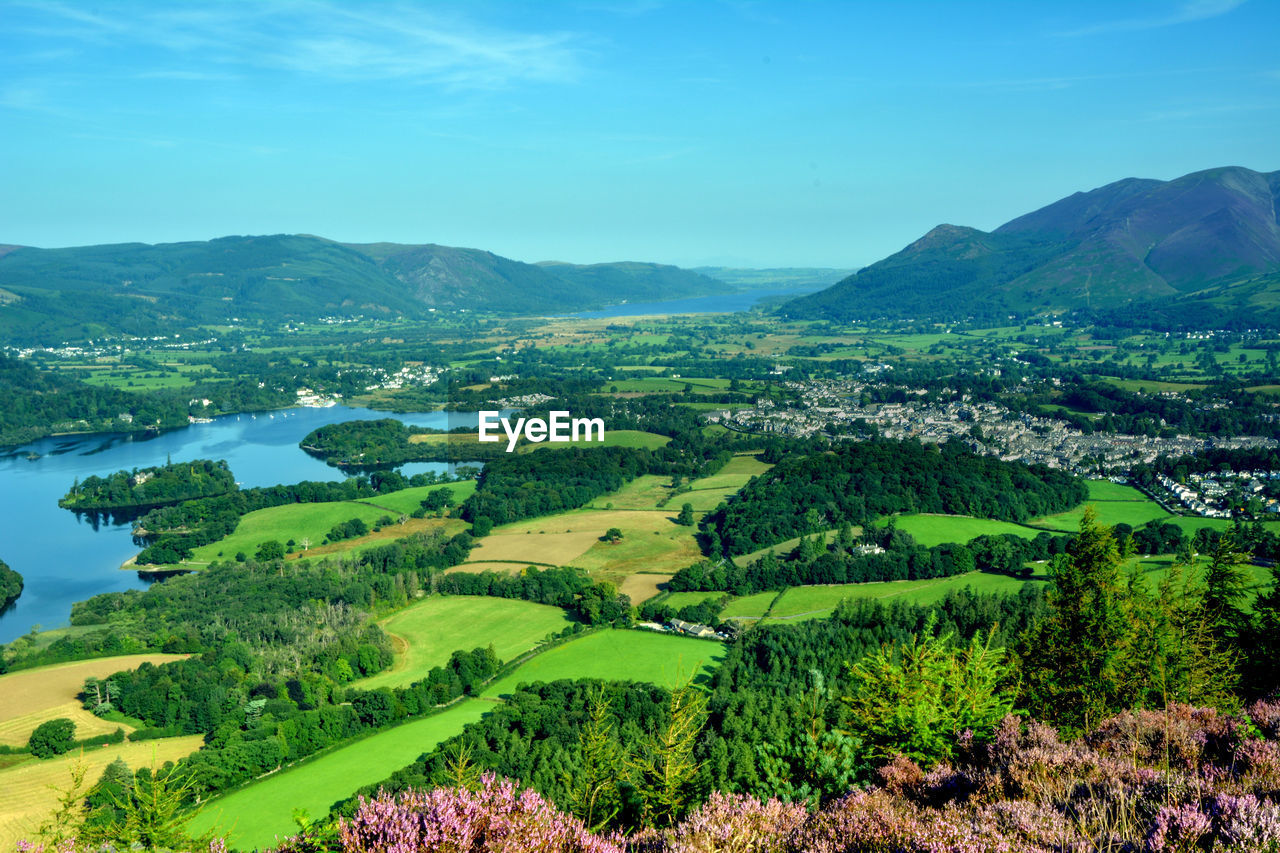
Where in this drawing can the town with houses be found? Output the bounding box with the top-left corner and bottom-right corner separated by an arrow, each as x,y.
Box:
706,377 -> 1280,521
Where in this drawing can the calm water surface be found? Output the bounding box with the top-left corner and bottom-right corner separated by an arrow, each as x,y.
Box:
0,406 -> 483,643
571,286 -> 820,318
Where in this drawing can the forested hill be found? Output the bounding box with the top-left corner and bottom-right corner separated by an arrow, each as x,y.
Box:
781,165 -> 1280,327
0,234 -> 737,343
703,438 -> 1086,556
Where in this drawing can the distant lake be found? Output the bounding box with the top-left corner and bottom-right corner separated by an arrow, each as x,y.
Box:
570,286 -> 821,318
0,406 -> 489,643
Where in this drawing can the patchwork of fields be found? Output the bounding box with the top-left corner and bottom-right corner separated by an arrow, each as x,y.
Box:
354,596 -> 575,691
0,736 -> 204,851
0,654 -> 189,747
189,628 -> 725,850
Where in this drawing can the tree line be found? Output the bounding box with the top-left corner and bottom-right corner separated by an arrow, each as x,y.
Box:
0,558 -> 21,617
59,459 -> 237,511
438,566 -> 633,627
701,437 -> 1086,556
122,467 -> 449,564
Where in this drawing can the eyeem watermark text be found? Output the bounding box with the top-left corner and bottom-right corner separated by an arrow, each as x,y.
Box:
478,410 -> 605,452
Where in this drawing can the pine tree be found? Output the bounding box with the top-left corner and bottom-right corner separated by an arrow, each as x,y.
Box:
631,682 -> 707,827
1201,530 -> 1253,643
1017,506 -> 1131,733
565,687 -> 625,831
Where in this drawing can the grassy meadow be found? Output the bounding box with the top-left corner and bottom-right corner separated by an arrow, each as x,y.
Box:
189,501 -> 389,563
354,596 -> 575,691
482,629 -> 726,698
187,702 -> 490,851
355,480 -> 478,515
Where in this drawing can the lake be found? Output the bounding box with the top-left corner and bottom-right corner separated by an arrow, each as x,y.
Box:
0,406 -> 486,643
570,286 -> 820,318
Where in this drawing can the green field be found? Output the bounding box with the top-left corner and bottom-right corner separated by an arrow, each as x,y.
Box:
1085,480 -> 1150,501
887,514 -> 1041,548
356,480 -> 478,515
659,592 -> 726,610
719,591 -> 780,620
678,454 -> 772,511
589,453 -> 770,513
188,701 -> 490,850
482,629 -> 726,698
190,500 -> 390,562
766,573 -> 1035,621
1030,500 -> 1174,532
583,429 -> 671,449
354,596 -> 576,691
589,475 -> 674,510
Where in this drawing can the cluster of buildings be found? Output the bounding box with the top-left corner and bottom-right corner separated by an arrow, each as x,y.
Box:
6,333 -> 220,360
637,619 -> 727,641
361,363 -> 442,392
707,379 -> 1278,484
1157,471 -> 1280,517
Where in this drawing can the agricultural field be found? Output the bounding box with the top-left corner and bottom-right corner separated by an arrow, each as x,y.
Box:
570,510 -> 703,585
719,591 -> 780,620
466,530 -> 598,566
0,735 -> 204,852
354,596 -> 575,691
677,454 -> 772,511
1029,499 -> 1174,533
189,500 -> 389,563
603,376 -> 732,394
764,573 -> 1034,621
482,629 -> 726,698
1084,481 -> 1150,501
886,514 -> 1041,548
467,507 -> 702,585
443,561 -> 524,575
656,591 -> 725,611
296,517 -> 469,563
355,480 -> 478,515
619,572 -> 672,604
0,654 -> 188,747
589,475 -> 674,510
187,702 -> 490,852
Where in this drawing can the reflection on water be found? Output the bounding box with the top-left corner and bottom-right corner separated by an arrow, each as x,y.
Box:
0,405 -> 486,643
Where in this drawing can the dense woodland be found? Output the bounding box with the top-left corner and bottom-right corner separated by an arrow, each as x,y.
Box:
701,438 -> 1086,556
302,418 -> 509,467
461,446 -> 661,529
0,558 -> 21,614
60,459 -> 237,510
342,587 -> 1047,829
668,525 -> 1075,596
100,644 -> 503,799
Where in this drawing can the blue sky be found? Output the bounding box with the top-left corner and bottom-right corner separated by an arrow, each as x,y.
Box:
2,1 -> 1277,268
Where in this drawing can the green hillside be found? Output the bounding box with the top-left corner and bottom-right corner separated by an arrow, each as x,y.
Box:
782,166 -> 1280,326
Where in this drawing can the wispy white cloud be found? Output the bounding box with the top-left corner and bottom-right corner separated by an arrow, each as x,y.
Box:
1058,0 -> 1246,37
5,1 -> 585,89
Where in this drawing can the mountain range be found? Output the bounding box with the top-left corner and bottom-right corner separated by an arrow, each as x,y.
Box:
782,166 -> 1280,327
0,235 -> 741,343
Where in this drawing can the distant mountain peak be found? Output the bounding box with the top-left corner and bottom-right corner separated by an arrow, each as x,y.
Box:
783,165 -> 1280,328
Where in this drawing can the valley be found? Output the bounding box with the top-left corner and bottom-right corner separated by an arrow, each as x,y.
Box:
2,174 -> 1280,853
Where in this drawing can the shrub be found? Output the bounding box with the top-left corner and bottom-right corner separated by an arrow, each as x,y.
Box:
28,718 -> 76,758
